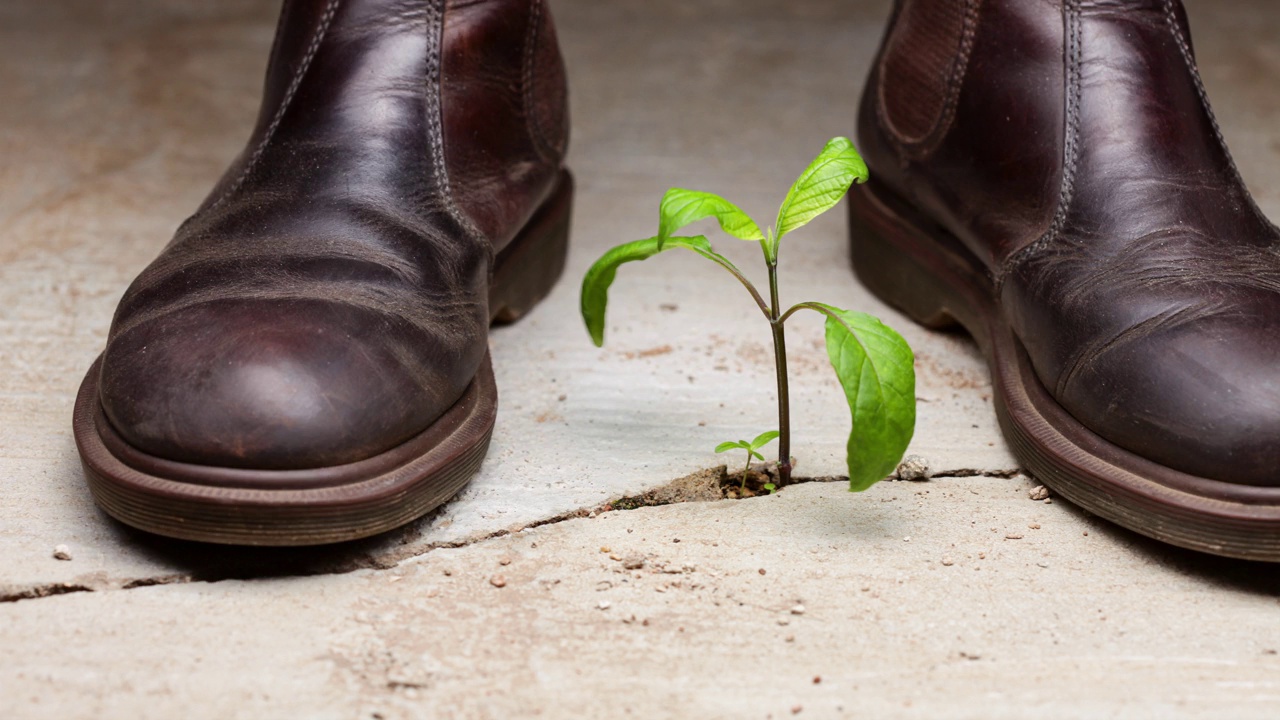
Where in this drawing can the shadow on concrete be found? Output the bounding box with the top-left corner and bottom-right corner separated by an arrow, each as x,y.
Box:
104,508 -> 434,583
1049,499 -> 1280,597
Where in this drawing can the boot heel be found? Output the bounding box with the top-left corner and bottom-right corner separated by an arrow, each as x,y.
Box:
847,183 -> 969,331
489,170 -> 574,324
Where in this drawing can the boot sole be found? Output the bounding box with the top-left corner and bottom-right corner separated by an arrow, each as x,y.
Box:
849,182 -> 1280,561
72,170 -> 574,546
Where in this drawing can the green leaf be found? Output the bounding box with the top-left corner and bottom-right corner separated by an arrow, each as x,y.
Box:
816,303 -> 916,492
715,441 -> 745,454
659,188 -> 765,245
749,430 -> 780,450
763,483 -> 777,493
581,235 -> 748,346
749,450 -> 765,462
774,137 -> 868,243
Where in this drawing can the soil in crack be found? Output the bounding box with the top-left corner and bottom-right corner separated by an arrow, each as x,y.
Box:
605,464 -> 819,511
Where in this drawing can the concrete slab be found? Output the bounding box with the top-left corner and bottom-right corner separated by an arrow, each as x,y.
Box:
5,480 -> 1279,719
4,0 -> 1280,716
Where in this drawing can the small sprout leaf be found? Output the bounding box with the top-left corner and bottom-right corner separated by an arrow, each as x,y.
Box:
750,450 -> 765,462
774,137 -> 868,244
659,188 -> 765,246
763,483 -> 777,494
715,441 -> 744,454
749,430 -> 780,450
816,304 -> 916,492
580,235 -> 748,346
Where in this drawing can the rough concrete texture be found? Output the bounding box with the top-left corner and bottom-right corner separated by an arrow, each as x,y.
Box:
7,480 -> 1280,719
2,0 -> 1280,717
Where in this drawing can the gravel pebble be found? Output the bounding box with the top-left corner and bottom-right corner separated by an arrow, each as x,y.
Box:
489,575 -> 507,588
52,544 -> 72,561
896,455 -> 932,481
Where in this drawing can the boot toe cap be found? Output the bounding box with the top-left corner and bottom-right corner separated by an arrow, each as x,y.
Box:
98,299 -> 470,470
1059,313 -> 1280,486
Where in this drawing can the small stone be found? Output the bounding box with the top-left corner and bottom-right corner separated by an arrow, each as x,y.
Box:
1028,523 -> 1041,530
600,546 -> 611,554
790,604 -> 806,615
896,454 -> 932,481
903,536 -> 911,543
1044,498 -> 1053,505
642,618 -> 650,627
52,545 -> 72,561
442,568 -> 453,576
597,600 -> 611,610
498,556 -> 512,566
489,574 -> 507,588
1029,485 -> 1051,501
558,394 -> 567,402
621,554 -> 646,570
785,634 -> 796,643
672,538 -> 680,543
758,568 -> 767,576
791,705 -> 803,715
1005,533 -> 1024,540
941,557 -> 954,567
812,676 -> 821,685
777,617 -> 791,626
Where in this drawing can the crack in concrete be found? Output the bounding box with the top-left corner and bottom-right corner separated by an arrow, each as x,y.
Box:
0,583 -> 94,603
0,465 -> 1029,605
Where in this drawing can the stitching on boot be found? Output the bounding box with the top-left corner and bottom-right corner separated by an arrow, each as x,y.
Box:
522,0 -> 560,163
996,0 -> 1084,293
1162,0 -> 1278,237
427,0 -> 490,263
205,0 -> 340,215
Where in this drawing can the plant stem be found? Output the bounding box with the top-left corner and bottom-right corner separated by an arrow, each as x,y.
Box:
766,260 -> 792,484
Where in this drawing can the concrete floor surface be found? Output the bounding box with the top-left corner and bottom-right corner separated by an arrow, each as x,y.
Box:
2,0 -> 1280,717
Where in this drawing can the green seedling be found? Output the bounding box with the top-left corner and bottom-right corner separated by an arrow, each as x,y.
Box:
581,137 -> 916,492
715,430 -> 780,487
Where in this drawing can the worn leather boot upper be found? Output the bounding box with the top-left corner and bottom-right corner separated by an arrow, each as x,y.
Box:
98,0 -> 568,469
860,0 -> 1280,485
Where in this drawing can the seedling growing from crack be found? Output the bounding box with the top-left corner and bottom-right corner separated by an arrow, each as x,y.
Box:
581,137 -> 916,492
715,430 -> 780,487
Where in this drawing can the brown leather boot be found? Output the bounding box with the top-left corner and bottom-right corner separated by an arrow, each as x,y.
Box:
72,0 -> 572,545
851,0 -> 1280,560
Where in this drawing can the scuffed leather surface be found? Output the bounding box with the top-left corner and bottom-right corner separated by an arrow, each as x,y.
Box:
98,0 -> 565,470
863,0 -> 1280,485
